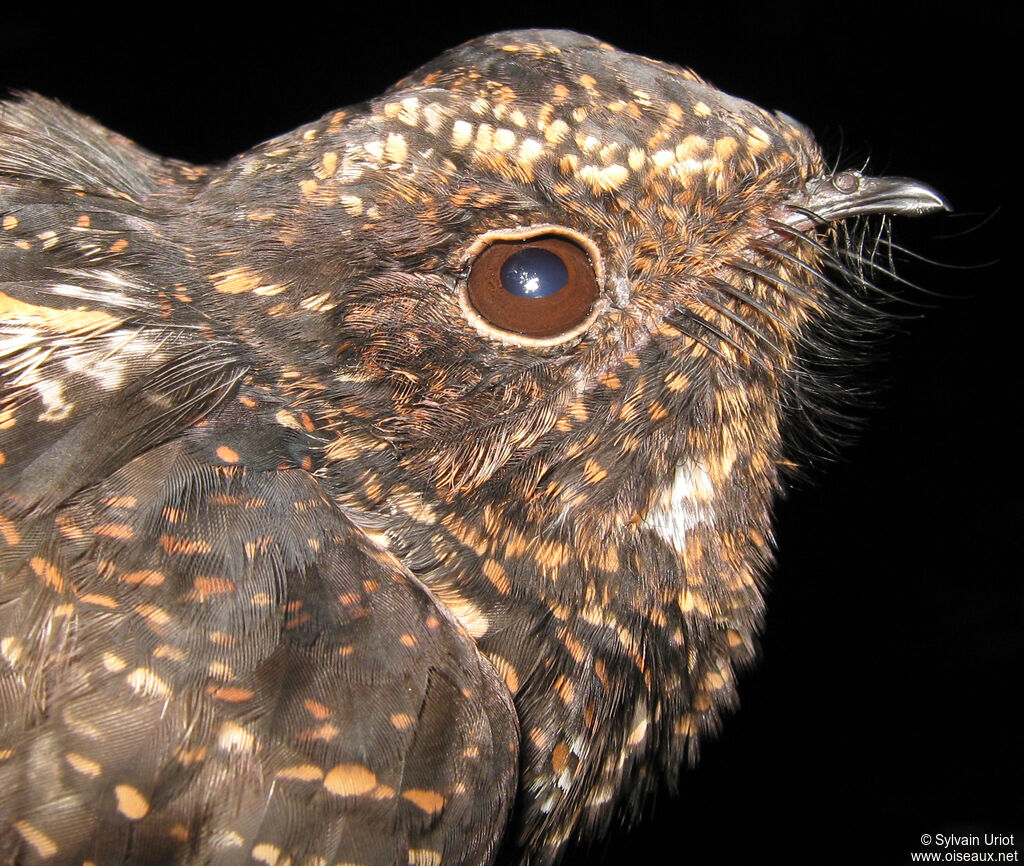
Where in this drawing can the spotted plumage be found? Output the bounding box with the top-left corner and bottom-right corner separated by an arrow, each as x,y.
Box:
0,29 -> 944,866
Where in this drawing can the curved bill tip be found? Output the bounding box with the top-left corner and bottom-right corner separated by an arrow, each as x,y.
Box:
781,170 -> 950,230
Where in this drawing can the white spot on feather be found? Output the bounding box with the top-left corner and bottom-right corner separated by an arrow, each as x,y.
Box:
33,375 -> 72,422
61,328 -> 162,391
451,120 -> 473,149
217,721 -> 256,753
643,460 -> 717,552
51,270 -> 159,312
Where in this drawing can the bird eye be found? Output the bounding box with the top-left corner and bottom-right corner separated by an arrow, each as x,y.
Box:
466,234 -> 600,339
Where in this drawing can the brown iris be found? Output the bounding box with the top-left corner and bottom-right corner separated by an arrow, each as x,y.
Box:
466,235 -> 599,338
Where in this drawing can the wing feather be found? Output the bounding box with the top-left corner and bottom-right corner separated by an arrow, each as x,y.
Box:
1,96 -> 518,865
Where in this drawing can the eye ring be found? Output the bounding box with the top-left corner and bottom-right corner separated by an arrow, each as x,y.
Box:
459,226 -> 604,346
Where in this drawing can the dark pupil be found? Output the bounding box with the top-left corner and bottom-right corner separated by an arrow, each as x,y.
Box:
499,248 -> 569,299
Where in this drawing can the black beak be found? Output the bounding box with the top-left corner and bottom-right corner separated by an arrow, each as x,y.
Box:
780,170 -> 950,231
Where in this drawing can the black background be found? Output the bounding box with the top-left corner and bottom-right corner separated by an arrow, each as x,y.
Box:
2,5 -> 1017,865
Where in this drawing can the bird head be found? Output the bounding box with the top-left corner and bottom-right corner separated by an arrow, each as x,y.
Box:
193,30 -> 944,565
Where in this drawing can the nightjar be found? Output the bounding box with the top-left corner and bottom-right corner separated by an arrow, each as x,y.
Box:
0,29 -> 946,866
